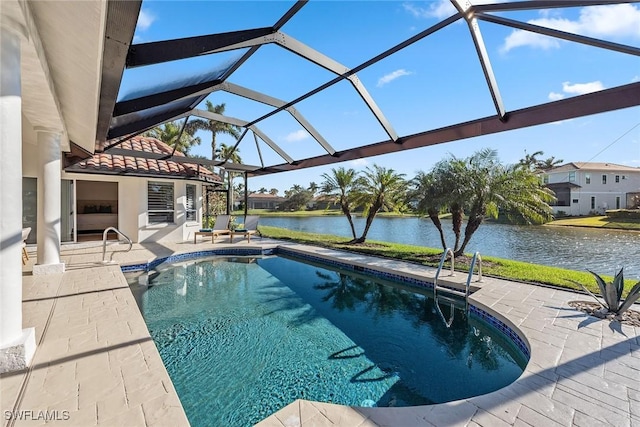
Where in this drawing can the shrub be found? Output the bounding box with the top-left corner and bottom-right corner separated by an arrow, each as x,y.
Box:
606,209 -> 640,220
569,268 -> 640,317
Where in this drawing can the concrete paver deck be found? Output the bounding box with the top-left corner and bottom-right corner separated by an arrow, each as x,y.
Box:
3,236 -> 639,426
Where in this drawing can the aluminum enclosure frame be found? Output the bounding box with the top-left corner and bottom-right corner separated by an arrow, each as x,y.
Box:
91,0 -> 640,179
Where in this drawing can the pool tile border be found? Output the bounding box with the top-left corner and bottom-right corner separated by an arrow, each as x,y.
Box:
120,247 -> 266,272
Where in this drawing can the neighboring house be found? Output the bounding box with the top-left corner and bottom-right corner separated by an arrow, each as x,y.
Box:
22,135 -> 222,243
246,193 -> 286,209
307,195 -> 339,210
542,162 -> 640,216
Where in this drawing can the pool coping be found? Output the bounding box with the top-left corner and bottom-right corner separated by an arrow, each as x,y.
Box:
8,238 -> 640,426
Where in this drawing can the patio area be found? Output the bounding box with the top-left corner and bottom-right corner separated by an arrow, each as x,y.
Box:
2,238 -> 639,426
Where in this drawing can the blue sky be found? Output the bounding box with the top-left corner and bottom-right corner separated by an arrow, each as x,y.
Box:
124,1 -> 640,194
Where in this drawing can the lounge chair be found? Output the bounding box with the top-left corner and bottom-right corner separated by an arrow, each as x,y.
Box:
230,215 -> 260,243
194,215 -> 231,243
21,227 -> 31,265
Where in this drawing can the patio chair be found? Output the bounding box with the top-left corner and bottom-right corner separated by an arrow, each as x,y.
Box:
193,215 -> 231,243
21,227 -> 31,265
230,215 -> 260,243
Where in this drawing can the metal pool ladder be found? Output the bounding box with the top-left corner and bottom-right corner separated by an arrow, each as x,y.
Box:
433,250 -> 483,327
102,227 -> 132,263
433,249 -> 484,302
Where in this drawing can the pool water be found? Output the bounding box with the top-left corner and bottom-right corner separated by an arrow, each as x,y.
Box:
128,255 -> 527,427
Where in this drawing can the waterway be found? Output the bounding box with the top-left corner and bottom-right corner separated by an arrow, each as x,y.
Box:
259,216 -> 640,277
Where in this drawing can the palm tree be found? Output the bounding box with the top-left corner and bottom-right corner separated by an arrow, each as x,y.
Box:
320,167 -> 359,240
518,150 -> 544,171
453,149 -> 555,256
351,164 -> 407,244
537,156 -> 564,170
185,101 -> 241,160
144,121 -> 201,154
308,182 -> 319,196
269,188 -> 279,196
432,156 -> 467,251
408,171 -> 447,250
215,143 -> 242,213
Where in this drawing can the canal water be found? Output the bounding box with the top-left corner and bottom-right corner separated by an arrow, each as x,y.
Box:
260,216 -> 640,277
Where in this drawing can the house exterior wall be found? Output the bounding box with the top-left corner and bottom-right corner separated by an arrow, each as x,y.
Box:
22,142 -> 204,243
546,167 -> 640,216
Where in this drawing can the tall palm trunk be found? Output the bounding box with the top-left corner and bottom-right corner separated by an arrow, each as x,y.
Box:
353,200 -> 382,243
455,214 -> 483,257
451,203 -> 463,252
341,202 -> 357,239
427,207 -> 447,250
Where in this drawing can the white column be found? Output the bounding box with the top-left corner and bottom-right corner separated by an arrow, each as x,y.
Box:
0,26 -> 36,373
33,128 -> 65,275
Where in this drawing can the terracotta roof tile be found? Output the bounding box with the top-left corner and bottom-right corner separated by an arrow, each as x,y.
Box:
72,136 -> 221,182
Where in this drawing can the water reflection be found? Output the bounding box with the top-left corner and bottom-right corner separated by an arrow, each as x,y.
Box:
310,266 -> 521,376
262,216 -> 640,276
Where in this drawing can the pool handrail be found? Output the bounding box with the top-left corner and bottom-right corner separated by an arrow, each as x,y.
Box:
102,227 -> 133,263
433,248 -> 455,292
467,251 -> 483,287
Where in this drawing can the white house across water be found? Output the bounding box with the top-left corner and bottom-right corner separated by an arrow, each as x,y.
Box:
543,162 -> 640,216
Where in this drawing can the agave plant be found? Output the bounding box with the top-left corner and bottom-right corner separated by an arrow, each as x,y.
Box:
572,268 -> 640,316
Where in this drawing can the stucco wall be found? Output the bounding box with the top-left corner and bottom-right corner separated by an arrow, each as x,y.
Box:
548,169 -> 640,215
68,174 -> 204,243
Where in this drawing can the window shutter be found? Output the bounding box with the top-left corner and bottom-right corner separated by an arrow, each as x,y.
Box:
148,182 -> 174,223
186,184 -> 196,221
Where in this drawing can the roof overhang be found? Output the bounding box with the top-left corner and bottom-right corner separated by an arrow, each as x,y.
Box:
546,182 -> 582,189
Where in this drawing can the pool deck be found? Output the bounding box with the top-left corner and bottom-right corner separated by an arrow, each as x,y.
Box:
3,237 -> 639,426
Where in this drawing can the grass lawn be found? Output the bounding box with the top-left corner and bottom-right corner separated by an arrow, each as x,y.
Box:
259,225 -> 639,296
549,216 -> 640,231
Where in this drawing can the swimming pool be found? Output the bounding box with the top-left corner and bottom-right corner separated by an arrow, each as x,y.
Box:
127,254 -> 528,426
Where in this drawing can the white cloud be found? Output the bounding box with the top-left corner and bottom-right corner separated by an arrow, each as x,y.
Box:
403,0 -> 495,20
548,92 -> 564,101
350,158 -> 369,167
377,69 -> 413,87
561,81 -> 604,95
136,9 -> 155,32
547,81 -> 604,111
501,30 -> 560,53
501,4 -> 640,52
632,75 -> 640,83
403,1 -> 455,20
284,130 -> 309,142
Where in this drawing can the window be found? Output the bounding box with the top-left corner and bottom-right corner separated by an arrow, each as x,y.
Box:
615,175 -> 620,183
616,196 -> 621,209
602,175 -> 607,184
585,174 -> 590,184
591,196 -> 596,210
542,174 -> 549,184
572,199 -> 579,204
186,184 -> 196,221
148,182 -> 174,223
568,172 -> 576,182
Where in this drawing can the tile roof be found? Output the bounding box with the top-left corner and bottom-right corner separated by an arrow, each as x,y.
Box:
68,137 -> 222,183
548,162 -> 640,173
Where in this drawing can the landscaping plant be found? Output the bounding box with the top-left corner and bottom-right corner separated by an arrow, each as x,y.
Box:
571,268 -> 640,316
